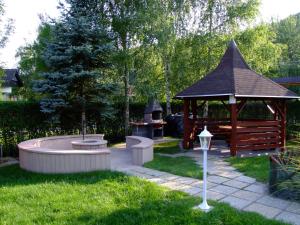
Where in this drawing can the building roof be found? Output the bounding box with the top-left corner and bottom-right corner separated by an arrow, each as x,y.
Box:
272,76 -> 300,86
2,69 -> 23,87
175,40 -> 299,99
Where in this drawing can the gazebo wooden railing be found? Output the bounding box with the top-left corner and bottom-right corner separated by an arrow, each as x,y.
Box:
182,98 -> 288,156
186,118 -> 283,151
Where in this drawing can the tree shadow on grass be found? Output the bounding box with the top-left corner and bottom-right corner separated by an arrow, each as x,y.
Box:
0,164 -> 127,187
65,198 -> 286,225
66,196 -> 205,225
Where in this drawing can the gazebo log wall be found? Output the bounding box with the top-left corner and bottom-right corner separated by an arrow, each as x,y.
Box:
235,120 -> 281,151
182,99 -> 287,156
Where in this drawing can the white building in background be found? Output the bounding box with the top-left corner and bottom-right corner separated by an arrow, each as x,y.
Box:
1,69 -> 23,101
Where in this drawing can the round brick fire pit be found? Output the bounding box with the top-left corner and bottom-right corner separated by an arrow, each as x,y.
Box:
71,139 -> 107,150
18,134 -> 110,174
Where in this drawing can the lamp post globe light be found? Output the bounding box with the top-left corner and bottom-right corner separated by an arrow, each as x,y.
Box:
196,125 -> 213,211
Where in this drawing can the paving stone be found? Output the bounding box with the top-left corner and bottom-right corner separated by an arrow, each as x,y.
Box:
231,190 -> 262,201
207,190 -> 226,201
191,180 -> 218,189
176,177 -> 198,185
210,171 -> 242,179
220,196 -> 252,210
214,161 -> 230,166
180,186 -> 202,196
256,196 -> 292,210
136,173 -> 154,179
207,175 -> 230,184
223,179 -> 250,189
276,211 -> 300,225
209,184 -> 239,195
244,183 -> 268,194
2,161 -> 19,168
147,177 -> 167,184
286,202 -> 300,214
234,175 -> 256,184
160,181 -> 184,190
160,174 -> 181,181
125,171 -> 145,176
143,170 -> 167,176
132,167 -> 151,173
111,166 -> 131,173
244,203 -> 282,219
211,166 -> 236,172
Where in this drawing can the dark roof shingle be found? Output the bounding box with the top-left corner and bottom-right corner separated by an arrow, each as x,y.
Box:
2,69 -> 23,87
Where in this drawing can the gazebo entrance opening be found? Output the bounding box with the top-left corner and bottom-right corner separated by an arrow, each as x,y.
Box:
182,98 -> 287,156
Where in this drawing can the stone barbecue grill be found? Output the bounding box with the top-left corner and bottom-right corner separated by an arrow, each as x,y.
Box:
130,100 -> 166,139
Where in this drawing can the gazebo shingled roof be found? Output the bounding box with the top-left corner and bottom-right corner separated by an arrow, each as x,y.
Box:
175,40 -> 299,99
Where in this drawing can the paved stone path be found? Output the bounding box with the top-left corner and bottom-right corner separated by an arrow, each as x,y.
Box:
110,146 -> 300,225
0,157 -> 19,168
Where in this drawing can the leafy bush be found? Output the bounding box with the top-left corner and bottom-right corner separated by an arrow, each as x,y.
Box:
1,100 -> 300,157
269,150 -> 300,202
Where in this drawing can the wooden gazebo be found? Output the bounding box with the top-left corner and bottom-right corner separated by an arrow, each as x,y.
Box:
175,40 -> 299,156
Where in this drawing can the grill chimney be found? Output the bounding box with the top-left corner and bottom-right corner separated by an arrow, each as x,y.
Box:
144,100 -> 163,123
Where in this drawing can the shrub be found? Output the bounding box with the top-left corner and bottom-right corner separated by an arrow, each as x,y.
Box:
269,150 -> 300,202
0,100 -> 300,156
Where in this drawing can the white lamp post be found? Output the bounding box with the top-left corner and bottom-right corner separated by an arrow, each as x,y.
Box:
196,125 -> 213,211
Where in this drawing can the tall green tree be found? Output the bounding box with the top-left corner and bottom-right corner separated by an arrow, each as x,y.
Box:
0,0 -> 14,88
16,22 -> 52,100
272,13 -> 300,76
104,0 -> 159,134
148,0 -> 192,115
191,0 -> 260,116
235,24 -> 283,76
0,0 -> 13,50
34,0 -> 115,135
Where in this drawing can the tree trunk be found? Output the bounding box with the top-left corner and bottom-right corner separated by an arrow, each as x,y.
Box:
121,33 -> 130,136
124,63 -> 130,135
81,111 -> 86,140
163,57 -> 172,115
203,0 -> 214,119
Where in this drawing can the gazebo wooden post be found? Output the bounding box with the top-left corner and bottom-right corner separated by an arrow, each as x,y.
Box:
183,99 -> 191,149
191,99 -> 197,120
280,100 -> 287,150
273,105 -> 278,120
188,99 -> 198,147
230,99 -> 237,156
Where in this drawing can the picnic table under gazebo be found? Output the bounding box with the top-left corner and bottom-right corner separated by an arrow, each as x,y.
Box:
175,40 -> 300,156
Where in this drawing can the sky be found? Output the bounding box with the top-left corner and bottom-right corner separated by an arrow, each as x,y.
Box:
1,0 -> 300,68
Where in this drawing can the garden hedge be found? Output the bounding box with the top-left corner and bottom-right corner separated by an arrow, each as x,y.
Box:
0,100 -> 299,156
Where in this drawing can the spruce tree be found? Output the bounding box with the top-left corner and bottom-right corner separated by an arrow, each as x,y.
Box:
35,0 -> 115,137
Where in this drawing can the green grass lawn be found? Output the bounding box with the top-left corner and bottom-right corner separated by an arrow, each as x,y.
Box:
226,156 -> 269,182
0,165 -> 288,225
154,141 -> 182,154
227,139 -> 300,183
144,155 -> 202,179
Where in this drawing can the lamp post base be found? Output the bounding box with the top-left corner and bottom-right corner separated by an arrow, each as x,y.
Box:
193,202 -> 214,213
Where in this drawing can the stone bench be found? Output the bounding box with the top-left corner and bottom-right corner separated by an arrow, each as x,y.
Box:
126,136 -> 154,166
